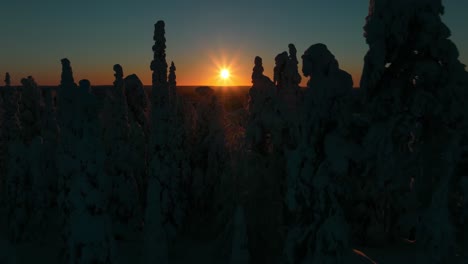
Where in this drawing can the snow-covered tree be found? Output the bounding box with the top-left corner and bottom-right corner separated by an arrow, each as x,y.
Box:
124,73 -> 149,211
191,86 -> 227,212
275,44 -> 303,149
101,64 -> 141,240
360,0 -> 468,261
56,59 -> 114,263
244,56 -> 287,263
2,73 -> 28,243
274,51 -> 289,89
4,72 -> 11,86
168,61 -> 177,109
279,44 -> 303,114
165,63 -> 193,236
145,20 -> 172,264
283,44 -> 356,264
19,76 -> 43,143
17,76 -> 47,240
274,44 -> 302,90
40,85 -> 59,208
0,73 -> 6,206
246,56 -> 279,153
146,24 -> 193,250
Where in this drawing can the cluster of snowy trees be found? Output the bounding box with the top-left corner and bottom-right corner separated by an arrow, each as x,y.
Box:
0,21 -> 230,264
242,0 -> 468,263
0,0 -> 467,263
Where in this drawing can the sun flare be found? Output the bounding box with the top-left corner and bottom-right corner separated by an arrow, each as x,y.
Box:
208,49 -> 241,86
220,69 -> 230,80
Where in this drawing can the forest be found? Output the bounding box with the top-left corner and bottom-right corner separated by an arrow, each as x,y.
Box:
0,0 -> 467,263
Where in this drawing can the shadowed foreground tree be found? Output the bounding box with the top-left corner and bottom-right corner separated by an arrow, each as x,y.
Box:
168,61 -> 177,109
165,62 -> 193,237
190,86 -> 227,221
0,76 -> 4,206
56,59 -> 114,263
3,73 -> 27,244
17,76 -> 48,240
145,20 -> 171,264
40,84 -> 59,209
246,56 -> 278,153
283,43 -> 356,264
102,64 -> 141,240
244,56 -> 286,264
0,73 -> 10,205
124,73 -> 149,212
360,0 -> 468,262
276,44 -> 303,115
19,76 -> 43,144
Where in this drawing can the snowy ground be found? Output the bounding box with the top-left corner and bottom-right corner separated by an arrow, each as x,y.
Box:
1,207 -> 466,263
1,87 -> 465,264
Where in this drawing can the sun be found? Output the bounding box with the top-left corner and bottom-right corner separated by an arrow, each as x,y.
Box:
220,69 -> 230,80
207,49 -> 241,85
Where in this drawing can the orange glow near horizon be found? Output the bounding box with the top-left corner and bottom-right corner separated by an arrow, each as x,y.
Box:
6,72 -> 362,88
4,68 -> 362,88
3,58 -> 363,88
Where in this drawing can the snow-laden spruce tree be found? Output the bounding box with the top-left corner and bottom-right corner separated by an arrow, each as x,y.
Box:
101,64 -> 141,240
246,56 -> 279,153
56,59 -> 114,263
243,56 -> 287,264
168,61 -> 177,110
274,44 -> 303,147
2,75 -> 30,243
4,72 -> 10,86
165,61 -> 193,237
191,85 -> 227,213
285,44 -> 302,98
224,86 -> 250,264
0,73 -> 6,206
125,74 -> 149,132
273,44 -> 300,84
19,76 -> 43,143
17,76 -> 47,240
283,44 -> 356,264
40,85 -> 59,208
124,73 -> 149,211
0,73 -> 6,199
145,20 -> 172,264
360,0 -> 468,261
274,51 -> 289,89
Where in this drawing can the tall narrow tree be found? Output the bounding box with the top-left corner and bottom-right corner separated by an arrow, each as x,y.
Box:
56,59 -> 114,263
124,73 -> 149,212
2,73 -> 27,243
102,64 -> 140,240
145,20 -> 171,264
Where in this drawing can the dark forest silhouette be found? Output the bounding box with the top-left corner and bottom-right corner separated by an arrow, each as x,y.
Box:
1,0 -> 468,263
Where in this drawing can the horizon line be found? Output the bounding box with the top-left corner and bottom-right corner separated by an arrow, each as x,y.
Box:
4,84 -> 361,89
7,84 -> 256,87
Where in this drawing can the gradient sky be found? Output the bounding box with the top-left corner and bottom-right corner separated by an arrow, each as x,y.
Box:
0,0 -> 467,87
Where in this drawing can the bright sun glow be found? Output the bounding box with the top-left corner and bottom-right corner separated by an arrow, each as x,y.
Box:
207,48 -> 241,86
220,69 -> 230,79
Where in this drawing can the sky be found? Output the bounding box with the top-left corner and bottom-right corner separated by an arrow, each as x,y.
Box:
0,0 -> 467,87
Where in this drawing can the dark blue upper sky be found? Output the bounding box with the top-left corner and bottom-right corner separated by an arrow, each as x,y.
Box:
0,0 -> 466,86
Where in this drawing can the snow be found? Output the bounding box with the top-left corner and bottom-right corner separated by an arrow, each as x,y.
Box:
1,1 -> 468,262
